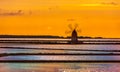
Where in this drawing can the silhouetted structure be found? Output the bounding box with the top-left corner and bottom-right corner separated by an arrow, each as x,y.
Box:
71,29 -> 78,44
65,24 -> 80,44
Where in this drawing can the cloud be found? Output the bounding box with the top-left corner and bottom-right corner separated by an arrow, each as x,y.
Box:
78,2 -> 119,7
67,19 -> 75,21
0,10 -> 24,16
101,2 -> 118,5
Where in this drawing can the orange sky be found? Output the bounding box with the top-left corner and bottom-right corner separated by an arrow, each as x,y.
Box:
0,0 -> 120,38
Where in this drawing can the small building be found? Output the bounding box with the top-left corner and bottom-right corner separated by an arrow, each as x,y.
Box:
71,29 -> 78,44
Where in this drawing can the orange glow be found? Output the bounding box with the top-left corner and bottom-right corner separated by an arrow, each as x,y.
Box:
0,0 -> 120,38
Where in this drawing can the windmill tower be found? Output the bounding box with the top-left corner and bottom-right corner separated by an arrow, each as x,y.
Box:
66,24 -> 81,44
71,29 -> 78,44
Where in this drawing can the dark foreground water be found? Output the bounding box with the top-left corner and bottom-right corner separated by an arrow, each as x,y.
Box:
0,38 -> 120,72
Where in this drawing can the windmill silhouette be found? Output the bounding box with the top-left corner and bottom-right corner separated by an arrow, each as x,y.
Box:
66,24 -> 81,44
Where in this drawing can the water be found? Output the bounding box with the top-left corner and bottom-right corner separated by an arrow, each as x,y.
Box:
0,38 -> 120,72
0,63 -> 120,72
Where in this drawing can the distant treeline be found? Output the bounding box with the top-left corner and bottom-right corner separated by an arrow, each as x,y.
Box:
0,35 -> 103,39
0,35 -> 64,38
66,36 -> 103,39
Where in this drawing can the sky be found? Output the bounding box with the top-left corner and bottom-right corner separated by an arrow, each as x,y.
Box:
0,0 -> 120,38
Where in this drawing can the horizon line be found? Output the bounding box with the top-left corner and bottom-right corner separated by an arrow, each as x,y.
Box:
0,34 -> 120,39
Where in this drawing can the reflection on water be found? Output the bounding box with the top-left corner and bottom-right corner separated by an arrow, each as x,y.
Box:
0,63 -> 120,72
0,38 -> 120,72
0,55 -> 120,61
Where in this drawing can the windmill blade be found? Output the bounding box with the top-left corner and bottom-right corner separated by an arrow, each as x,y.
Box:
77,29 -> 82,33
74,23 -> 78,29
68,24 -> 73,30
65,30 -> 72,34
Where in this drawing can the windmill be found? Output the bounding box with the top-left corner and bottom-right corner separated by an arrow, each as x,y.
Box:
65,23 -> 81,44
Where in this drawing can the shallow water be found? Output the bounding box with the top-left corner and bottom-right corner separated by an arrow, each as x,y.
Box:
0,63 -> 120,72
0,38 -> 120,72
